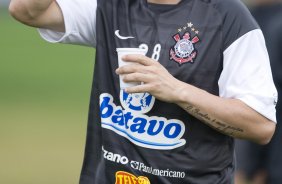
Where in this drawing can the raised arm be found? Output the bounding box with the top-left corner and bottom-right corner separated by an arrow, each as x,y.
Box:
9,0 -> 65,32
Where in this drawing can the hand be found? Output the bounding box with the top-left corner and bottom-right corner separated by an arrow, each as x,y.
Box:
115,54 -> 184,103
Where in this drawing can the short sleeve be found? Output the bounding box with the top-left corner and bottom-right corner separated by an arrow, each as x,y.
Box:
38,0 -> 97,47
218,30 -> 278,123
217,0 -> 278,123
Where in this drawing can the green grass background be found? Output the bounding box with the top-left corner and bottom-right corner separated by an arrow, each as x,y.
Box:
0,9 -> 95,184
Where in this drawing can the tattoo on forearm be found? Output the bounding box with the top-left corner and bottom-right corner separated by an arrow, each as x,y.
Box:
185,105 -> 244,136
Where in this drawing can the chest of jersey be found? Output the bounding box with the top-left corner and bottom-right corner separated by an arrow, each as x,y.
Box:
96,0 -> 223,94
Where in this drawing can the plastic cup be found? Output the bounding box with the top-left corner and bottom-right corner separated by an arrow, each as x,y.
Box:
116,48 -> 146,89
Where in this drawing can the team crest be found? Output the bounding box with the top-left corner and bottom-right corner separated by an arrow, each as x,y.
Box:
120,90 -> 155,114
170,32 -> 200,65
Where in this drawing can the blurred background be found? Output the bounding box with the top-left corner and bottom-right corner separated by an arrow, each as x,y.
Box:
0,1 -> 94,183
0,0 -> 281,184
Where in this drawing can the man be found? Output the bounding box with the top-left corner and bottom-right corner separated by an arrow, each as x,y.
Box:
235,1 -> 282,184
9,0 -> 277,183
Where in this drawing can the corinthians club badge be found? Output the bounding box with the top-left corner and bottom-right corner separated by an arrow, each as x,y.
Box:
170,32 -> 200,65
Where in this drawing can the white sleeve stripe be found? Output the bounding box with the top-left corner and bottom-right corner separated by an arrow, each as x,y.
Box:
38,0 -> 97,47
237,95 -> 276,123
38,0 -> 77,43
223,29 -> 262,54
219,29 -> 278,123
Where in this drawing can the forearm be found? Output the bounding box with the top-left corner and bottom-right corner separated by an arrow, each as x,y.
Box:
9,0 -> 64,31
174,81 -> 276,144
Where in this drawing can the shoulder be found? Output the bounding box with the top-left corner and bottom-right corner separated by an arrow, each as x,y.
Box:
203,0 -> 258,28
209,0 -> 259,49
210,0 -> 254,21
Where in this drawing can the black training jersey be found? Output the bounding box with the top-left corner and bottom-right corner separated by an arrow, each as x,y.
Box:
79,0 -> 258,183
39,0 -> 278,183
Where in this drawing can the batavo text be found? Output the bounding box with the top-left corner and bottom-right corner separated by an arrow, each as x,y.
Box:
99,93 -> 186,150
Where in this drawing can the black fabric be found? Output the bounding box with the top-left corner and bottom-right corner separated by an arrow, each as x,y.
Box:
214,0 -> 259,50
79,0 -> 259,183
147,3 -> 177,14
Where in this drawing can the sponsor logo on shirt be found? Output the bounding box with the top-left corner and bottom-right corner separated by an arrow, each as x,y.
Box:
102,147 -> 186,179
102,146 -> 129,165
100,93 -> 186,150
115,171 -> 150,184
120,90 -> 155,114
129,160 -> 186,179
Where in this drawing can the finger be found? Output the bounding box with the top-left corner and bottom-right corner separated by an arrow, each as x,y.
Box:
122,54 -> 155,66
123,73 -> 152,83
125,83 -> 153,94
116,64 -> 147,75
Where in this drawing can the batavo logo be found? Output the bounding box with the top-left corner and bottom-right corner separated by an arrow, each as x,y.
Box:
100,93 -> 186,150
115,171 -> 150,184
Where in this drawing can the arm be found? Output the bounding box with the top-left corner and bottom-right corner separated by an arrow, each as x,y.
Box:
176,82 -> 275,145
9,0 -> 64,32
9,0 -> 97,47
115,54 -> 276,145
